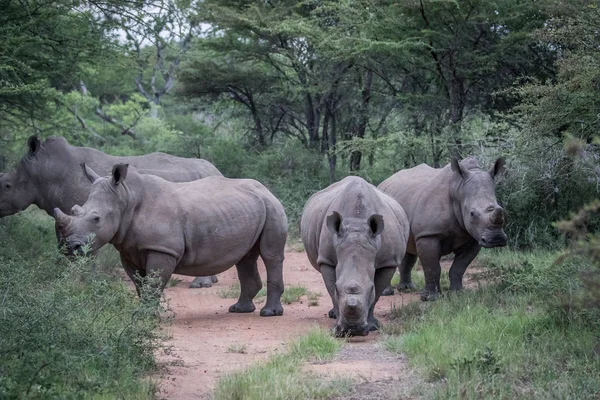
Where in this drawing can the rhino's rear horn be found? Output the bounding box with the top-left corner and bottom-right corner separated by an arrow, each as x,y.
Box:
490,206 -> 505,226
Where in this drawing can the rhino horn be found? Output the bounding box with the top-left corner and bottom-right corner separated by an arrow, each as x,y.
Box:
490,206 -> 505,226
54,208 -> 72,229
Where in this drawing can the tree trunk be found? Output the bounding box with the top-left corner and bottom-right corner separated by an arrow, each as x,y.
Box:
350,69 -> 374,171
328,111 -> 337,184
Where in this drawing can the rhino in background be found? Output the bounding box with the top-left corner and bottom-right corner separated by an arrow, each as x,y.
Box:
301,176 -> 409,336
0,135 -> 221,288
55,164 -> 287,317
378,157 -> 508,301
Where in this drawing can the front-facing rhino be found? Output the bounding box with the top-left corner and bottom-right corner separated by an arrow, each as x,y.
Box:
379,157 -> 507,301
301,176 -> 409,336
55,164 -> 287,316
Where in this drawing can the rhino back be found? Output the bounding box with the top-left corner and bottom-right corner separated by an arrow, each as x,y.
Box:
121,175 -> 273,274
19,136 -> 221,215
302,176 -> 408,270
379,163 -> 459,241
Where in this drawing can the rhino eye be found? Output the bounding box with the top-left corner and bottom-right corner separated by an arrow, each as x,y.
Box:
3,183 -> 11,191
470,210 -> 477,218
92,216 -> 100,224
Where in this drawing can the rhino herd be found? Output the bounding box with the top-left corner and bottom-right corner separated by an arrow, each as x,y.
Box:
0,136 -> 507,336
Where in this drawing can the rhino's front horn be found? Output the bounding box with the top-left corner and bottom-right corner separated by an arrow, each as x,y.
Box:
490,206 -> 505,226
54,208 -> 72,229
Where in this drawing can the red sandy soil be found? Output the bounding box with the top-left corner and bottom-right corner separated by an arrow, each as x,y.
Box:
155,250 -> 453,399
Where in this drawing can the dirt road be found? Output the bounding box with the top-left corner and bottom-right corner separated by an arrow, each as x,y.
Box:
156,250 -> 423,399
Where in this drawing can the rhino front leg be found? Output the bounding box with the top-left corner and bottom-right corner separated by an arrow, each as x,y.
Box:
144,251 -> 177,298
320,264 -> 338,319
416,238 -> 442,301
368,266 -> 397,330
449,241 -> 481,291
189,275 -> 218,288
229,252 -> 262,314
121,255 -> 146,297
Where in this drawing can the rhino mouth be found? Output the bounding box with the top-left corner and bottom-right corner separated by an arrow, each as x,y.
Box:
334,322 -> 369,337
61,239 -> 88,257
479,232 -> 508,248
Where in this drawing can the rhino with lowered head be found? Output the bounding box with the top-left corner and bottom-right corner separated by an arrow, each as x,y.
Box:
0,135 -> 221,288
301,176 -> 409,336
54,164 -> 287,316
378,157 -> 507,301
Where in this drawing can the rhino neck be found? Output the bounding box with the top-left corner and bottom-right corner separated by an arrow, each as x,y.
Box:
108,180 -> 143,247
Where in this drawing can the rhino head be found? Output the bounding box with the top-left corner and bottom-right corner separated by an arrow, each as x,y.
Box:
0,136 -> 41,217
327,211 -> 384,336
54,163 -> 130,256
451,157 -> 507,248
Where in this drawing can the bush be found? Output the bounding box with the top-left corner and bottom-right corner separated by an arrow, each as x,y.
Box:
0,212 -> 162,398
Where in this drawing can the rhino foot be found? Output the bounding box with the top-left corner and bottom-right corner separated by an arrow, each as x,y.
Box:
211,275 -> 218,283
328,308 -> 338,319
381,285 -> 395,296
189,276 -> 216,288
420,291 -> 441,302
397,282 -> 417,291
260,305 -> 284,317
229,302 -> 256,313
368,317 -> 380,332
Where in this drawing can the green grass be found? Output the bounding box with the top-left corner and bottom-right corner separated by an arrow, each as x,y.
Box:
307,291 -> 320,306
0,211 -> 161,398
282,285 -> 308,304
383,249 -> 600,399
213,327 -> 350,400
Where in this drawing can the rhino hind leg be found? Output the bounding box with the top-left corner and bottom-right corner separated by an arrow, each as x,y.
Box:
229,253 -> 262,314
416,238 -> 443,302
189,275 -> 218,288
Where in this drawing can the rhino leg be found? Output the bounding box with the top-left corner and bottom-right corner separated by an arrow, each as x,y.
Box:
398,253 -> 418,291
416,238 -> 442,302
145,252 -> 176,296
449,241 -> 481,291
320,265 -> 338,319
189,276 -> 218,288
257,211 -> 286,317
122,256 -> 146,297
368,267 -> 397,330
229,252 -> 261,314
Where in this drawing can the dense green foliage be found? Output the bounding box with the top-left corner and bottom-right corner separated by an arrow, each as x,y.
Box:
0,212 -> 162,398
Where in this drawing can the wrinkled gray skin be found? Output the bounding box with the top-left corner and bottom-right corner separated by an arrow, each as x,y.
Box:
55,164 -> 287,316
301,176 -> 409,336
0,135 -> 221,288
378,157 -> 507,301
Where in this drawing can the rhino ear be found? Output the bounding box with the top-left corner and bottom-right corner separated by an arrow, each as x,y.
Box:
111,164 -> 129,186
451,158 -> 471,179
82,163 -> 101,183
326,211 -> 343,236
368,214 -> 384,237
27,136 -> 41,156
488,157 -> 506,180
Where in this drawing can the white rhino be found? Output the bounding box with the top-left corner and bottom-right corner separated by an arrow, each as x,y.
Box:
301,176 -> 409,336
0,136 -> 222,288
54,164 -> 287,316
378,157 -> 507,301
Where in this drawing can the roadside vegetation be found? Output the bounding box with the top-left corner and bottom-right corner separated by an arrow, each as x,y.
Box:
383,249 -> 600,399
214,327 -> 350,400
0,211 -> 163,398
